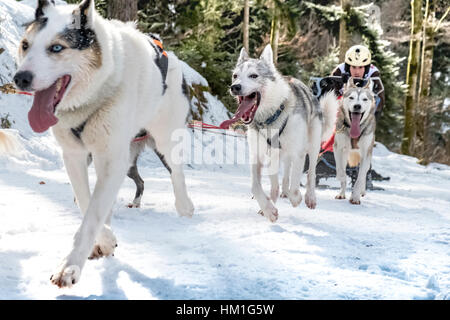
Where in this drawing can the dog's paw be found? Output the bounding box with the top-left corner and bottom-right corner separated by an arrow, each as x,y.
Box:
288,189 -> 302,207
127,202 -> 141,208
335,194 -> 346,200
280,190 -> 289,198
305,192 -> 316,209
258,203 -> 278,223
50,265 -> 81,288
176,197 -> 194,218
89,226 -> 117,260
270,186 -> 279,203
349,198 -> 361,205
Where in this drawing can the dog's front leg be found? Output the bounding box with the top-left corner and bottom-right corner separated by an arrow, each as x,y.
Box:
334,134 -> 349,200
280,156 -> 291,198
251,161 -> 278,223
350,135 -> 373,205
50,150 -> 128,288
288,151 -> 306,207
62,151 -> 91,215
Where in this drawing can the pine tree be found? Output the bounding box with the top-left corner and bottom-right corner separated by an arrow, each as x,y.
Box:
401,0 -> 423,155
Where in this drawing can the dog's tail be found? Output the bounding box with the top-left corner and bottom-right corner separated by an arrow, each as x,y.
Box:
0,129 -> 20,155
319,91 -> 339,142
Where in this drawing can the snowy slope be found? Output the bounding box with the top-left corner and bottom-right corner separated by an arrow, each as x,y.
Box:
0,0 -> 449,300
1,141 -> 449,300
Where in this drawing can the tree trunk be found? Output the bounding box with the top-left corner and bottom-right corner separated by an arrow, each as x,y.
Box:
415,0 -> 435,160
339,0 -> 351,62
107,0 -> 138,22
401,0 -> 423,155
243,0 -> 250,53
270,5 -> 280,65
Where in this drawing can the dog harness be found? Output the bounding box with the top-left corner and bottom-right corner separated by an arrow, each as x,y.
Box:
254,103 -> 289,149
147,33 -> 168,93
70,35 -> 169,141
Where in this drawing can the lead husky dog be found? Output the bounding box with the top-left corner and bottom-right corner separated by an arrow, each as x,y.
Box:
221,45 -> 338,222
333,78 -> 376,204
14,0 -> 194,287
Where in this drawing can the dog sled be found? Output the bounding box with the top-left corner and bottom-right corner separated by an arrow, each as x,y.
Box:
308,75 -> 390,189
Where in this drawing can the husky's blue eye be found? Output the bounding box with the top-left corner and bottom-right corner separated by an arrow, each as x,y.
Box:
249,74 -> 258,79
50,44 -> 64,53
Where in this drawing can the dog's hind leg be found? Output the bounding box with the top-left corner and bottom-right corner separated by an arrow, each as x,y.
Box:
151,132 -> 194,218
127,147 -> 145,208
269,173 -> 279,203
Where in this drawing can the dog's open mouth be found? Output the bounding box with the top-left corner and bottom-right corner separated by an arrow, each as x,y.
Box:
28,75 -> 71,133
219,92 -> 261,129
349,111 -> 364,139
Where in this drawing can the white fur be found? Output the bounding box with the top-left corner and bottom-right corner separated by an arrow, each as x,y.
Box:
16,0 -> 194,287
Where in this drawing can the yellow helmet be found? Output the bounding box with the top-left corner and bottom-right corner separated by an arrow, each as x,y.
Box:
345,45 -> 371,66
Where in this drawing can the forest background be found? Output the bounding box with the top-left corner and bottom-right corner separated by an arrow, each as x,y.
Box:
23,0 -> 450,165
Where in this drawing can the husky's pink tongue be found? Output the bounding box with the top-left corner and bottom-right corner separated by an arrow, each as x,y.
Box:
28,83 -> 59,133
220,95 -> 256,129
350,112 -> 362,139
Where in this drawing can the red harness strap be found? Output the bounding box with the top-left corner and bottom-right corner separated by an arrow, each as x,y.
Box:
132,134 -> 149,143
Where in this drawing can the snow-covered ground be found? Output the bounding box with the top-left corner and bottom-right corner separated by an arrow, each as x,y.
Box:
0,0 -> 449,301
1,138 -> 449,300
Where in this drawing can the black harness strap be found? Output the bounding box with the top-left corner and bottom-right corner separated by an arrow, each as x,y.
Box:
266,115 -> 289,149
71,120 -> 87,140
147,33 -> 168,93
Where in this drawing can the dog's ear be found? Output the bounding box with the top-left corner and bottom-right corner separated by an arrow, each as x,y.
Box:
238,48 -> 249,64
345,77 -> 357,90
260,44 -> 274,66
35,0 -> 55,20
73,0 -> 95,29
364,78 -> 374,91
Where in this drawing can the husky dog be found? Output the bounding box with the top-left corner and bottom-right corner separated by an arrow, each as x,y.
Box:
333,78 -> 376,204
220,45 -> 338,222
14,0 -> 194,287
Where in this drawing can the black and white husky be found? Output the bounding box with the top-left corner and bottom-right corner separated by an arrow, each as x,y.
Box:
221,45 -> 338,222
14,0 -> 194,287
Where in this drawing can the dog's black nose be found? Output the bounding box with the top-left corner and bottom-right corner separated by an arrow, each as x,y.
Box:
13,71 -> 34,91
230,84 -> 241,94
353,104 -> 362,111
